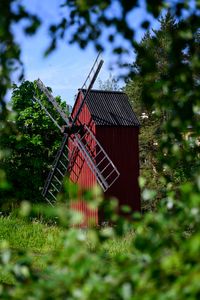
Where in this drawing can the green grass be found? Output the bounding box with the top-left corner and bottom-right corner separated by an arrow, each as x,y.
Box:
0,216 -> 134,284
0,216 -> 63,284
103,231 -> 133,255
0,216 -> 62,252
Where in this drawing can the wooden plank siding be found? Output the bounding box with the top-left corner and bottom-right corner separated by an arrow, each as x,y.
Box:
69,92 -> 98,226
68,91 -> 140,226
96,126 -> 140,221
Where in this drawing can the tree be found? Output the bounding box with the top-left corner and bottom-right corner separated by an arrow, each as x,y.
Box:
125,13 -> 176,209
126,12 -> 200,210
0,81 -> 68,208
0,1 -> 41,201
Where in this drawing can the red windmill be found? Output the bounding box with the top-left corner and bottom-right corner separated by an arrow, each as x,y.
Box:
34,54 -> 140,225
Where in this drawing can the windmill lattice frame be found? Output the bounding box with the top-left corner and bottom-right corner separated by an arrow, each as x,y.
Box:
34,54 -> 120,205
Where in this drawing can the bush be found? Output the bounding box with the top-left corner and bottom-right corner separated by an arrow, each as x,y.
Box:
0,180 -> 200,299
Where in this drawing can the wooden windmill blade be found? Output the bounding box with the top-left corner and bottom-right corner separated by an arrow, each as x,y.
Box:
36,55 -> 106,205
71,125 -> 120,192
36,54 -> 120,205
36,79 -> 70,126
68,55 -> 120,192
33,95 -> 62,131
71,54 -> 104,125
33,80 -> 70,204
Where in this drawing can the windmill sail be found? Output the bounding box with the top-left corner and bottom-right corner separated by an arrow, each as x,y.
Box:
72,54 -> 104,125
36,79 -> 70,125
36,54 -> 120,205
72,125 -> 120,191
42,134 -> 70,205
33,96 -> 62,131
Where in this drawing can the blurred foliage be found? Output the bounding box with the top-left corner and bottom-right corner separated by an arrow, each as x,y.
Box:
0,0 -> 200,299
45,1 -> 200,75
0,81 -> 68,208
0,0 -> 41,106
0,179 -> 200,299
46,0 -> 165,55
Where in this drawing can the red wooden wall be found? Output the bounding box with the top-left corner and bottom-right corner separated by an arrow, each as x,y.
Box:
69,92 -> 98,226
69,92 -> 140,225
96,126 -> 140,220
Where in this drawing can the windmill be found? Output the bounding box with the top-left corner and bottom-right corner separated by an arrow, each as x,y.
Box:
34,54 -> 120,207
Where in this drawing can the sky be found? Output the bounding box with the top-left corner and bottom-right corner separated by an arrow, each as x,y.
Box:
12,0 -> 159,106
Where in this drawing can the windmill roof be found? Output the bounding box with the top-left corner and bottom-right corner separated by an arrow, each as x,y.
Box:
81,89 -> 140,126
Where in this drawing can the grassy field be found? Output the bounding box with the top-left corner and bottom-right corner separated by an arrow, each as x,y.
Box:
0,215 -> 133,284
0,216 -> 62,252
0,216 -> 63,284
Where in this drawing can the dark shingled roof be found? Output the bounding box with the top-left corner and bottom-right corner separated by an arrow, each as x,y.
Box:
81,89 -> 140,126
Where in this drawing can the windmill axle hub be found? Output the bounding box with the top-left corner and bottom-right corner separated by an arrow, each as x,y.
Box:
61,124 -> 83,135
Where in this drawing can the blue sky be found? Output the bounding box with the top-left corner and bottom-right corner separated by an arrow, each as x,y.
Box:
12,0 -> 159,106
